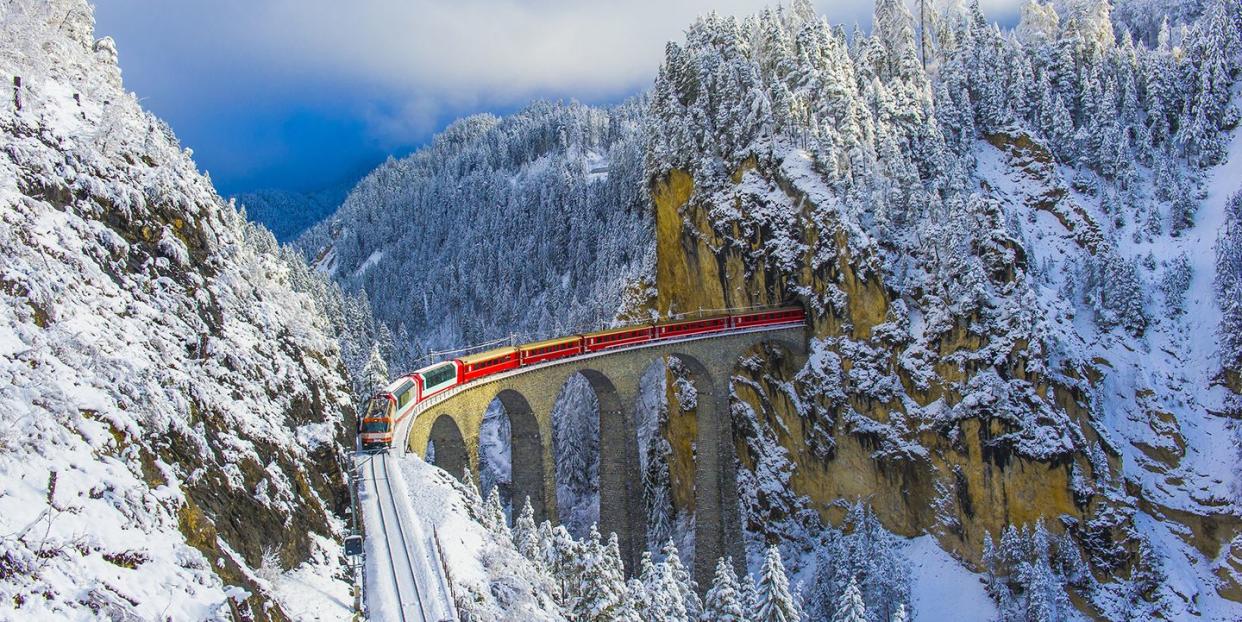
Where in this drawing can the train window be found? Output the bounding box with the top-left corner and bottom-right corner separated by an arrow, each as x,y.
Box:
423,364 -> 456,388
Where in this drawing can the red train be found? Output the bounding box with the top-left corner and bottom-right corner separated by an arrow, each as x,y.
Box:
360,306 -> 805,447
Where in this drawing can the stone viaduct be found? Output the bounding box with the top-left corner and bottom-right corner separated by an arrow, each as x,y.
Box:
394,324 -> 807,585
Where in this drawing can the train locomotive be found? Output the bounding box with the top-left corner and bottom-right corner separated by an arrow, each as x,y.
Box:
358,306 -> 805,448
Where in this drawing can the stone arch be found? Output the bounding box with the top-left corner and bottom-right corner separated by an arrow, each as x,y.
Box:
666,351 -> 744,589
577,368 -> 646,576
428,414 -> 468,481
492,389 -> 548,524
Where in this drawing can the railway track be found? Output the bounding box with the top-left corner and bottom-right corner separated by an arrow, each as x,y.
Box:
368,453 -> 431,622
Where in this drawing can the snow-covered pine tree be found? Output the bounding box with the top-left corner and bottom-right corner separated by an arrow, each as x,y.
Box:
890,603 -> 908,622
1177,0 -> 1241,167
1085,248 -> 1149,336
513,497 -> 540,562
805,503 -> 911,621
650,560 -> 692,622
626,577 -> 652,621
462,466 -> 484,520
361,342 -> 389,396
833,577 -> 866,622
572,527 -> 635,621
755,546 -> 800,622
740,572 -> 760,616
1159,252 -> 1193,316
1218,191 -> 1242,376
551,523 -> 581,599
483,486 -> 511,542
644,438 -> 675,550
661,539 -> 702,618
701,557 -> 748,622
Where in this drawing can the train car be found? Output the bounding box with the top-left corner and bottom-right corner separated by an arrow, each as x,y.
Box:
359,375 -> 419,448
730,307 -> 806,329
655,314 -> 730,339
456,346 -> 520,383
582,324 -> 654,352
412,360 -> 461,401
519,335 -> 583,366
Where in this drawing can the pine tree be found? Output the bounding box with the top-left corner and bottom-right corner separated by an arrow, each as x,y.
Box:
740,572 -> 760,616
573,527 -> 636,621
755,546 -> 799,622
361,342 -> 389,396
661,539 -> 702,619
536,519 -> 556,562
540,522 -> 577,600
1217,191 -> 1242,374
483,486 -> 511,542
513,497 -> 540,561
644,438 -> 675,550
626,577 -> 652,621
890,603 -> 908,622
461,467 -> 483,519
833,577 -> 866,622
648,559 -> 691,622
702,557 -> 748,622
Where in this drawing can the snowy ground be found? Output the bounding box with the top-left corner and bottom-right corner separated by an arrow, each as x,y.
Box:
265,534 -> 353,621
906,536 -> 999,622
394,455 -> 564,621
0,2 -> 356,619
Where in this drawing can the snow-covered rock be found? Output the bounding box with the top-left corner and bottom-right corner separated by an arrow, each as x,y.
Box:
0,2 -> 355,619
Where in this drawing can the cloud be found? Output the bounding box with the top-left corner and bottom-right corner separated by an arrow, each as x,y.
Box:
91,0 -> 1021,191
96,0 -> 885,142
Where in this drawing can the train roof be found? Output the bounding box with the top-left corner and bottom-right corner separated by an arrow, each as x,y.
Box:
383,375 -> 416,394
732,306 -> 804,315
411,360 -> 456,377
582,323 -> 653,339
519,335 -> 581,351
658,313 -> 731,325
456,345 -> 519,366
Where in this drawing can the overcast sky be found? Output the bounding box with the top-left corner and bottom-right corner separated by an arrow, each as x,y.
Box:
92,0 -> 1020,196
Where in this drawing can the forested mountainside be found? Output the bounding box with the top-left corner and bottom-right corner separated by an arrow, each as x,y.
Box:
296,101 -> 655,370
237,185 -> 350,243
642,0 -> 1242,619
0,2 -> 375,619
299,0 -> 1242,619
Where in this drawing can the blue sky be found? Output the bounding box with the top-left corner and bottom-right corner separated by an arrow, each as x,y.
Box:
92,0 -> 1020,197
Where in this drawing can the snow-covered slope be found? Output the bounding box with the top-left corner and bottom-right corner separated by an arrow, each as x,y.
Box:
0,2 -> 355,619
638,0 -> 1242,619
297,102 -> 655,370
236,185 -> 349,243
396,456 -> 564,621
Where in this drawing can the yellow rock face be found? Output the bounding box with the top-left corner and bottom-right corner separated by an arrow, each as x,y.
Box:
647,160 -> 1241,607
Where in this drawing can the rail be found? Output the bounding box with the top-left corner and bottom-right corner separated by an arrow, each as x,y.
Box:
369,454 -> 430,621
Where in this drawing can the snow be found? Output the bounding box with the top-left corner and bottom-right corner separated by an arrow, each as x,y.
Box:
267,534 -> 353,621
906,536 -> 998,622
0,2 -> 355,619
394,454 -> 563,621
354,250 -> 385,277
